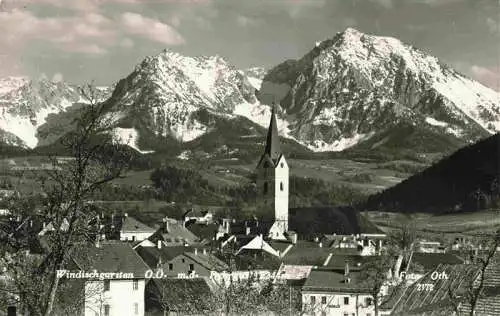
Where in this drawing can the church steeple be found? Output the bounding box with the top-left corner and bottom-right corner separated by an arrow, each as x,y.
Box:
264,103 -> 281,161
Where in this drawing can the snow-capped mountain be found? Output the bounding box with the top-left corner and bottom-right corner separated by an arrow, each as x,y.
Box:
259,27 -> 500,152
0,77 -> 113,148
101,49 -> 258,149
1,27 -> 499,157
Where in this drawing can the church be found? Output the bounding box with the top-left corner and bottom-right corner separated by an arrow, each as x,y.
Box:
216,103 -> 381,259
255,104 -> 290,241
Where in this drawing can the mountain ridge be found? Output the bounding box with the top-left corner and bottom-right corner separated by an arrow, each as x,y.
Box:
361,132 -> 500,214
0,28 -> 499,160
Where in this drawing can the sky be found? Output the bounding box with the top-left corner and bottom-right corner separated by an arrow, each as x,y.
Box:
0,0 -> 499,90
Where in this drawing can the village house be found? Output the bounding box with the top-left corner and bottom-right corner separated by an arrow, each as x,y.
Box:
149,217 -> 200,247
136,242 -> 228,278
321,234 -> 386,256
301,265 -> 377,316
118,214 -> 156,242
69,241 -> 150,316
416,240 -> 445,253
183,208 -> 214,225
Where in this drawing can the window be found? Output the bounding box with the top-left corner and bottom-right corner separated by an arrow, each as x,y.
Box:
134,303 -> 139,315
280,162 -> 284,168
344,297 -> 349,305
189,264 -> 194,271
367,314 -> 372,316
321,296 -> 326,304
169,263 -> 173,270
182,259 -> 185,263
310,296 -> 316,305
280,182 -> 284,191
133,279 -> 138,290
104,305 -> 110,316
365,297 -> 373,306
103,280 -> 110,292
263,182 -> 268,194
343,313 -> 348,316
320,312 -> 326,316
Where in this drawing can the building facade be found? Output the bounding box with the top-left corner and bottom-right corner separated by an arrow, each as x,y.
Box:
255,105 -> 289,240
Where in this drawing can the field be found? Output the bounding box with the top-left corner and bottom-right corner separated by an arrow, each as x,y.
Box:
0,154 -> 426,197
365,210 -> 500,237
220,158 -> 425,194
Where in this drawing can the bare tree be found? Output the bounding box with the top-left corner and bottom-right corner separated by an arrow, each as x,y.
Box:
390,220 -> 419,282
360,250 -> 395,316
0,81 -> 131,315
447,231 -> 500,316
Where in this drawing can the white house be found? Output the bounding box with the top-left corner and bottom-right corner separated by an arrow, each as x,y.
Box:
301,266 -> 377,316
70,242 -> 150,316
119,214 -> 156,242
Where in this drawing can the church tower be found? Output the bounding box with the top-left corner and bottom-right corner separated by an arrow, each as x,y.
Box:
256,103 -> 289,240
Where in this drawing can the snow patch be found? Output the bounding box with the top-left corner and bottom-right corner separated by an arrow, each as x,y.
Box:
234,102 -> 292,137
0,77 -> 29,96
171,118 -> 207,142
177,151 -> 191,160
111,128 -> 155,154
0,98 -> 74,148
313,107 -> 340,126
307,133 -> 374,152
446,126 -> 463,137
247,77 -> 263,90
425,117 -> 448,127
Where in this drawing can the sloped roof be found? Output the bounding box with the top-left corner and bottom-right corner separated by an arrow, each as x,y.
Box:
276,264 -> 313,281
72,242 -> 150,278
237,235 -> 280,257
410,252 -> 465,271
264,104 -> 281,162
120,216 -> 155,233
183,251 -> 229,272
281,241 -> 332,265
185,222 -> 218,242
268,240 -> 293,254
136,245 -> 194,269
303,268 -> 371,294
390,264 -> 480,315
151,219 -> 199,244
325,254 -> 379,269
149,278 -> 216,313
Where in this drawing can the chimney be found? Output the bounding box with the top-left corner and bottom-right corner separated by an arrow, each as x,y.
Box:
203,248 -> 207,255
319,242 -> 323,248
42,222 -> 46,229
157,240 -> 162,249
344,262 -> 351,283
194,248 -> 198,256
246,226 -> 251,235
95,235 -> 101,248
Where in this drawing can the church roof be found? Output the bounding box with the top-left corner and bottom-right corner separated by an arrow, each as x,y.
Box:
263,104 -> 282,162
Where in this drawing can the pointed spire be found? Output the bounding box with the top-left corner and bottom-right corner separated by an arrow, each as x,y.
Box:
264,102 -> 281,161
